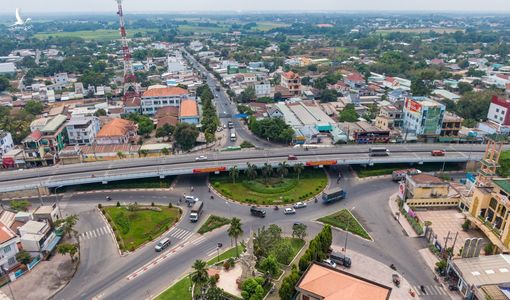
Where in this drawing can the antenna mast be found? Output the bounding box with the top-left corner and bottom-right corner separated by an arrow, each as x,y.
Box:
116,0 -> 139,99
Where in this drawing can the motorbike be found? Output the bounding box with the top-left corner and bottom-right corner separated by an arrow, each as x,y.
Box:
390,264 -> 397,271
274,206 -> 279,210
106,196 -> 112,201
420,285 -> 426,294
210,195 -> 214,200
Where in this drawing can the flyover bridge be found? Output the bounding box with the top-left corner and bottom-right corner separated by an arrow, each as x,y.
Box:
0,143 -> 487,193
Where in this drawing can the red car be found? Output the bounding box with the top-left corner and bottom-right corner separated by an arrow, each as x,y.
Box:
287,155 -> 298,160
431,150 -> 445,156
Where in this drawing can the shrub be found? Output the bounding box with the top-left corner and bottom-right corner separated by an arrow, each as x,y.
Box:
214,182 -> 220,187
462,219 -> 471,231
130,245 -> 135,252
116,236 -> 120,241
223,260 -> 231,270
98,203 -> 102,209
484,243 -> 494,255
227,257 -> 235,268
116,201 -> 121,207
168,203 -> 173,208
151,202 -> 155,207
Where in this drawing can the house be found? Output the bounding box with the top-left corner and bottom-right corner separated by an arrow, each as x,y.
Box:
440,112 -> 463,138
19,220 -> 59,254
254,81 -> 272,98
95,118 -> 138,145
281,71 -> 301,96
375,105 -> 403,130
403,174 -> 457,207
33,204 -> 60,226
0,131 -> 14,158
123,97 -> 141,115
345,72 -> 365,89
66,116 -> 100,145
141,87 -> 189,115
30,117 -> 51,132
402,97 -> 445,140
22,114 -> 68,166
53,73 -> 69,85
340,121 -> 390,144
447,254 -> 510,299
295,263 -> 392,300
1,149 -> 25,169
0,63 -> 16,76
178,99 -> 199,125
0,222 -> 20,271
79,144 -> 141,162
478,95 -> 510,135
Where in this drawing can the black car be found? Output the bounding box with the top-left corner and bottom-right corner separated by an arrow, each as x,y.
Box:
250,206 -> 266,218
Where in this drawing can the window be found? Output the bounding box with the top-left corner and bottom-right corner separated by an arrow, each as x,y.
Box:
496,108 -> 500,113
3,245 -> 11,254
7,257 -> 15,265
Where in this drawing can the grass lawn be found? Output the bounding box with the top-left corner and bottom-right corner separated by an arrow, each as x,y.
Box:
352,162 -> 464,178
207,244 -> 246,266
318,209 -> 371,240
198,215 -> 231,234
287,238 -> 306,264
210,168 -> 327,205
103,206 -> 181,251
251,22 -> 290,31
34,29 -> 157,40
156,276 -> 191,300
67,177 -> 174,191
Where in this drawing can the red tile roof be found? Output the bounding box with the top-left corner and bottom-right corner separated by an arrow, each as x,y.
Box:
96,118 -> 137,138
156,106 -> 179,118
179,99 -> 198,117
0,222 -> 16,244
157,116 -> 178,128
142,87 -> 188,97
282,71 -> 299,79
346,72 -> 364,82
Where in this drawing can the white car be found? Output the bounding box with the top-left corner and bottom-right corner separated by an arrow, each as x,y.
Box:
195,155 -> 208,161
323,259 -> 337,268
284,207 -> 296,215
293,202 -> 307,209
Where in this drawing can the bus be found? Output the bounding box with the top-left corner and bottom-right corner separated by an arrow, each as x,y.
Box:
215,84 -> 221,91
322,187 -> 346,204
230,129 -> 237,142
369,147 -> 390,157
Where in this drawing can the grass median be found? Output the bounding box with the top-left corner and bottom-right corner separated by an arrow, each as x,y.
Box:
103,205 -> 181,252
198,215 -> 231,234
318,209 -> 371,240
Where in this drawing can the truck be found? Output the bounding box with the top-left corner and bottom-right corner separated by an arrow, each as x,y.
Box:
230,128 -> 237,142
322,187 -> 346,204
391,168 -> 421,181
215,84 -> 221,91
189,200 -> 203,222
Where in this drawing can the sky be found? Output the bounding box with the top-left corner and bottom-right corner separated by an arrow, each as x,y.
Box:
6,0 -> 510,14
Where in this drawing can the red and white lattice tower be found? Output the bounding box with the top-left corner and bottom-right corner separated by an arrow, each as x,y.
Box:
116,0 -> 138,99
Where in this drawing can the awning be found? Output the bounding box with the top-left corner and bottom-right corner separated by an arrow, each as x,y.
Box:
42,235 -> 61,252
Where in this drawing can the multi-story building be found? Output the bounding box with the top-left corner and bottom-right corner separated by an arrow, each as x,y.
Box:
141,87 -> 189,115
0,131 -> 14,158
66,116 -> 100,145
22,114 -> 68,166
0,222 -> 20,271
487,95 -> 510,126
53,72 -> 69,85
375,105 -> 403,130
440,112 -> 463,138
95,118 -> 138,145
403,173 -> 456,208
281,71 -> 301,96
402,97 -> 445,139
19,220 -> 59,254
254,81 -> 272,98
468,179 -> 510,253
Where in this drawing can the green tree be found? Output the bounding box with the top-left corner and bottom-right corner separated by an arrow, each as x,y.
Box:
24,100 -> 44,116
271,239 -> 294,265
174,123 -> 199,151
228,217 -> 243,257
457,82 -> 473,95
9,200 -> 31,212
338,104 -> 359,122
117,151 -> 125,159
55,214 -> 79,238
293,163 -> 304,181
498,150 -> 510,177
15,250 -> 32,265
245,163 -> 258,180
253,224 -> 283,258
191,259 -> 209,297
0,76 -> 10,92
259,255 -> 280,278
411,79 -> 431,96
241,277 -> 265,300
94,108 -> 107,117
138,149 -> 149,157
239,86 -> 256,103
161,147 -> 170,156
292,223 -> 307,240
277,161 -> 289,178
455,90 -> 497,126
261,163 -> 273,183
320,89 -> 338,103
155,124 -> 175,140
56,243 -> 78,262
279,264 -> 300,300
229,165 -> 240,184
249,117 -> 294,143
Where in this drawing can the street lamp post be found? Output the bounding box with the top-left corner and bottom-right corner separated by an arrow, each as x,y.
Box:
343,207 -> 355,254
55,185 -> 63,218
217,242 -> 223,263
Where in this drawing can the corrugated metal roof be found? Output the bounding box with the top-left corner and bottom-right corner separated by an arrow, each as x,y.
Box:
42,115 -> 67,133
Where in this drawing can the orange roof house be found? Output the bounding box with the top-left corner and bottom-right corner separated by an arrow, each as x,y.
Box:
142,87 -> 188,97
178,99 -> 199,124
96,118 -> 139,145
295,263 -> 391,300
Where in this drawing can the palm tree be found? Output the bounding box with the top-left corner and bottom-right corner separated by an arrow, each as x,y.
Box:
245,163 -> 258,180
229,165 -> 240,184
261,163 -> 273,183
55,214 -> 79,238
277,161 -> 289,178
191,259 -> 209,297
228,217 -> 243,257
293,163 -> 305,181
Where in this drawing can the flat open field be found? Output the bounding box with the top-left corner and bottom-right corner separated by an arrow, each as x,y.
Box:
34,28 -> 157,40
252,22 -> 290,31
177,25 -> 229,34
376,28 -> 463,34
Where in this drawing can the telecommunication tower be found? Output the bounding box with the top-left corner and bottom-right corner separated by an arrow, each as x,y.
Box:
116,0 -> 139,99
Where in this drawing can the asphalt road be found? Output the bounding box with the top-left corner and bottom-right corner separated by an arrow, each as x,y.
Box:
50,168 -> 449,300
0,143 -> 485,193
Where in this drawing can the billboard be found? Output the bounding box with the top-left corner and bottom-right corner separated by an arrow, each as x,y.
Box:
193,167 -> 227,173
405,98 -> 422,114
306,160 -> 337,166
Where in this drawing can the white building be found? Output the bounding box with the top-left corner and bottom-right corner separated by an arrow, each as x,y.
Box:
0,131 -> 14,158
66,116 -> 100,145
403,97 -> 445,137
53,73 -> 69,85
254,81 -> 272,98
0,222 -> 20,271
19,220 -> 58,254
141,87 -> 189,115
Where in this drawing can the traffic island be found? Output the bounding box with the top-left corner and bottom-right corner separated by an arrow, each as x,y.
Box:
100,203 -> 181,253
210,168 -> 327,205
317,209 -> 372,241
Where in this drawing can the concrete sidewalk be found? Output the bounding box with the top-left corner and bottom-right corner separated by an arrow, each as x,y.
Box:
418,249 -> 463,300
388,194 -> 418,238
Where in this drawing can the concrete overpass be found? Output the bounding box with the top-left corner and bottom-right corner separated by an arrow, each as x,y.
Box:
0,143 -> 487,195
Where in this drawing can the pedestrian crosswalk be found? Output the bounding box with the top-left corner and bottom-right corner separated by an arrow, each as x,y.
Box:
167,227 -> 193,241
412,285 -> 447,297
78,226 -> 113,242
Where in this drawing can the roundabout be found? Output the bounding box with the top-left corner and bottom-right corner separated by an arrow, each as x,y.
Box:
209,167 -> 328,205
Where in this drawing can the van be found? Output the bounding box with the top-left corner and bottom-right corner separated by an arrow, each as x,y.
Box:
250,206 -> 266,218
155,238 -> 171,252
185,195 -> 198,203
329,251 -> 352,268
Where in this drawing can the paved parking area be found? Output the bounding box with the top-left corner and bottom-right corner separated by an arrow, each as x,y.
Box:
415,209 -> 486,256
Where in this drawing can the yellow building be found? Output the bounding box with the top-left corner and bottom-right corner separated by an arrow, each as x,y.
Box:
404,173 -> 458,207
468,179 -> 510,253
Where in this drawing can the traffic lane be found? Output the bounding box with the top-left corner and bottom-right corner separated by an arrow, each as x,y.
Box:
100,229 -> 232,300
69,190 -> 182,204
